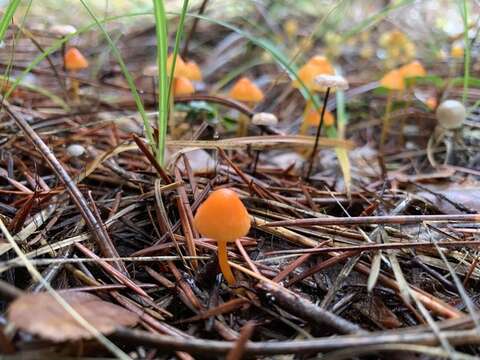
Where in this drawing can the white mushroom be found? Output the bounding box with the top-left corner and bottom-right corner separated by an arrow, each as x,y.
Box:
436,100 -> 465,130
67,144 -> 85,157
251,112 -> 278,127
50,24 -> 77,37
314,74 -> 349,90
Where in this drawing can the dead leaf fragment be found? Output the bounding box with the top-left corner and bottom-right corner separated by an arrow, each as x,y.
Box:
8,291 -> 138,342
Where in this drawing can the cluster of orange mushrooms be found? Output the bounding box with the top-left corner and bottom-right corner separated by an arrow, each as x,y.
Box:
61,47 -> 436,285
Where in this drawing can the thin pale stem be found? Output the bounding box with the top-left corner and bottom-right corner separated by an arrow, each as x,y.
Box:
71,77 -> 79,102
299,99 -> 312,135
236,113 -> 249,137
380,91 -> 394,152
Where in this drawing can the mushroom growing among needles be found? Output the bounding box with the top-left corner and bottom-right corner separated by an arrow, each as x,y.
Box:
184,60 -> 203,82
193,188 -> 251,285
293,56 -> 335,137
304,73 -> 348,179
251,112 -> 279,173
436,100 -> 465,130
378,68 -> 405,150
397,60 -> 426,144
64,47 -> 88,101
228,77 -> 264,136
428,100 -> 466,167
173,76 -> 195,96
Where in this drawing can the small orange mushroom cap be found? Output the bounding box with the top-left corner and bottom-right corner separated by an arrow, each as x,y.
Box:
399,60 -> 426,79
64,48 -> 88,71
450,45 -> 464,59
167,53 -> 189,77
379,69 -> 405,91
228,77 -> 264,103
185,60 -> 202,81
305,107 -> 335,127
173,76 -> 195,96
194,188 -> 251,243
293,55 -> 335,91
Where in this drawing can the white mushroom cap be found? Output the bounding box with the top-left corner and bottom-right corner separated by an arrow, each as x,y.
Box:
252,112 -> 278,126
314,74 -> 349,90
67,144 -> 85,157
50,24 -> 77,36
436,100 -> 465,129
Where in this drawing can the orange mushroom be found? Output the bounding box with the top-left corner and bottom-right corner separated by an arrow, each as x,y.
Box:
379,69 -> 405,91
228,77 -> 264,136
64,47 -> 89,101
398,60 -> 426,80
173,76 -> 195,96
304,106 -> 335,128
292,55 -> 335,146
193,188 -> 251,285
292,55 -> 335,91
184,60 -> 202,82
379,68 -> 406,149
166,53 -> 189,78
397,60 -> 427,144
229,77 -> 264,103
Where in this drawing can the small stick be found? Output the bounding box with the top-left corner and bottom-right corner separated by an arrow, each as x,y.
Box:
226,321 -> 255,360
266,213 -> 480,227
257,282 -> 364,334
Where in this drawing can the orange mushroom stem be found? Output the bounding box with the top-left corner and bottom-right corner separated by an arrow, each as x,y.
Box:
193,188 -> 251,285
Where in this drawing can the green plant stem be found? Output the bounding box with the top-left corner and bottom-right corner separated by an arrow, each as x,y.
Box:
167,0 -> 189,101
152,0 -> 169,165
460,0 -> 470,105
380,91 -> 394,152
0,0 -> 21,42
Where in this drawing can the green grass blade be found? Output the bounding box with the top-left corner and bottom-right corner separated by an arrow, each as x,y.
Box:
0,0 -> 21,42
78,1 -> 155,159
0,75 -> 70,111
459,0 -> 470,104
167,0 -> 189,100
152,0 -> 169,165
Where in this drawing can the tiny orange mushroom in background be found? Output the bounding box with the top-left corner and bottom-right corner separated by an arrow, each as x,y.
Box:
379,68 -> 405,91
380,60 -> 427,147
193,188 -> 251,285
184,60 -> 203,82
293,55 -> 335,136
398,60 -> 426,80
166,53 -> 189,78
64,47 -> 89,71
304,106 -> 335,129
379,68 -> 405,149
173,76 -> 195,96
229,77 -> 264,103
228,77 -> 264,136
64,47 -> 89,100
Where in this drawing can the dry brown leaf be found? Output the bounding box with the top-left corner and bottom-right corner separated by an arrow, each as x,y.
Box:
8,291 -> 138,342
